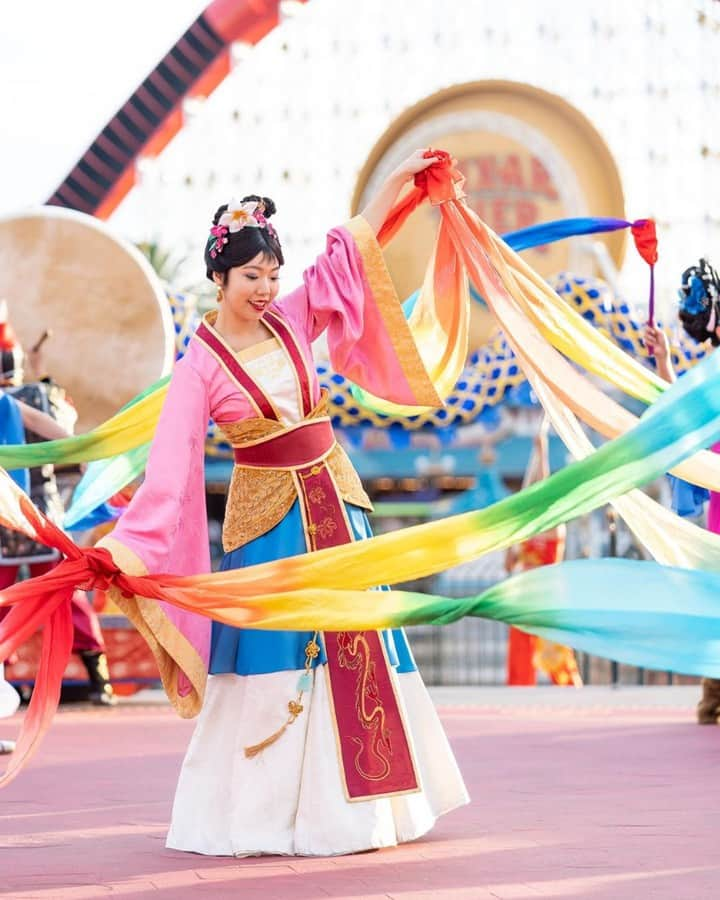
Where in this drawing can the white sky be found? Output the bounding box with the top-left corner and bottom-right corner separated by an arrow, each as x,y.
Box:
0,1 -> 208,213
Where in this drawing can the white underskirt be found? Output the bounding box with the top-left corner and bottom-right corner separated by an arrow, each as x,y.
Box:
166,667 -> 469,857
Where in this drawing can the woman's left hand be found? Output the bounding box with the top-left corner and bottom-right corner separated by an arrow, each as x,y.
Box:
361,149 -> 450,235
390,149 -> 443,183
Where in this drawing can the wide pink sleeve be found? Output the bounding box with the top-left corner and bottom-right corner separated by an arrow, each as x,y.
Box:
103,358 -> 210,575
96,357 -> 211,716
275,215 -> 443,409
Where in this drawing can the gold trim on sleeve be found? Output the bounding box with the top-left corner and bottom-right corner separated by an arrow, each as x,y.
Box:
95,535 -> 148,576
343,214 -> 443,409
95,535 -> 207,718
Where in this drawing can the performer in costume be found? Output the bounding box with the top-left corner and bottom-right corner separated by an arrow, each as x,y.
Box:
95,150 -> 468,857
645,258 -> 720,722
0,309 -> 116,707
505,424 -> 582,687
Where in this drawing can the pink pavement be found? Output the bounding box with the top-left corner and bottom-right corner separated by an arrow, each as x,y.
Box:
1,699 -> 719,899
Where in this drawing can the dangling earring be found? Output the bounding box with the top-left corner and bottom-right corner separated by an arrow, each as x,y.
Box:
217,285 -> 224,303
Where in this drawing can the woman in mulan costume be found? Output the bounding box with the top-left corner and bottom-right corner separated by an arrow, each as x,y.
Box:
94,150 -> 468,857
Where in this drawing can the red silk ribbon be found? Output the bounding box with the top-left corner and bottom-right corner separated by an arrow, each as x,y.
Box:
377,149 -> 465,246
0,499 -> 162,787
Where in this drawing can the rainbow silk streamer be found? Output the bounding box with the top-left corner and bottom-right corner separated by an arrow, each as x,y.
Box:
16,211 -> 717,522
531,376 -> 720,571
0,377 -> 168,471
443,204 -> 720,493
349,191 -> 720,505
440,205 -> 720,573
481,219 -> 664,406
4,240 -> 720,781
68,216 -> 650,522
292,559 -> 720,679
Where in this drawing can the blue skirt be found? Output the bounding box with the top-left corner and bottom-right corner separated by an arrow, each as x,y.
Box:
209,501 -> 417,676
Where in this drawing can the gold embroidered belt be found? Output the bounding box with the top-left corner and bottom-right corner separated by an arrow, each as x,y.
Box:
219,400 -> 371,554
230,415 -> 419,801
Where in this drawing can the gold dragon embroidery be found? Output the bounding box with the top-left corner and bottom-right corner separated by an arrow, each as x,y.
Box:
336,632 -> 393,781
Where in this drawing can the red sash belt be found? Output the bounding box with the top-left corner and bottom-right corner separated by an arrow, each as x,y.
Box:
232,418 -> 335,470
233,417 -> 420,801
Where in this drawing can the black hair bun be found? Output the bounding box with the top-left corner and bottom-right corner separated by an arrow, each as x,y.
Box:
212,203 -> 228,226
241,194 -> 277,218
260,197 -> 277,218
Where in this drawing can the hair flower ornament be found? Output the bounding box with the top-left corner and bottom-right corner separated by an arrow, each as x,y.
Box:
208,224 -> 229,259
254,209 -> 277,238
207,198 -> 277,258
219,199 -> 261,232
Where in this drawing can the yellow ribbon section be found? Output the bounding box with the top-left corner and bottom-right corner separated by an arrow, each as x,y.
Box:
0,379 -> 168,470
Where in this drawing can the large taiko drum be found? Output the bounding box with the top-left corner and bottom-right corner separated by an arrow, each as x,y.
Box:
0,207 -> 175,431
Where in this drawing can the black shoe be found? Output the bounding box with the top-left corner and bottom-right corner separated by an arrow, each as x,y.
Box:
88,689 -> 118,707
79,652 -> 117,707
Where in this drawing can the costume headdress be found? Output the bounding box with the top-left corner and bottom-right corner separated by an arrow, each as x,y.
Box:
207,198 -> 277,259
678,258 -> 720,334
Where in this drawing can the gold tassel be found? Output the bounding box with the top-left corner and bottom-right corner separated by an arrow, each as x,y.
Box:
243,634 -> 320,759
244,700 -> 304,758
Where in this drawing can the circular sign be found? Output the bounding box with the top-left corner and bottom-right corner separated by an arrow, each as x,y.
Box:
353,81 -> 626,349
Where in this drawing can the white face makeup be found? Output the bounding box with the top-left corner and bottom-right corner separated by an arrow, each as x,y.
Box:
216,252 -> 281,324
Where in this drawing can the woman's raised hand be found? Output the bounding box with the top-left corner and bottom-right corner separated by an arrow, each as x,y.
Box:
390,149 -> 443,183
361,149 -> 452,235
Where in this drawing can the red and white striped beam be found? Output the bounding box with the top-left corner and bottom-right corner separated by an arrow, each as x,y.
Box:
47,0 -> 307,219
